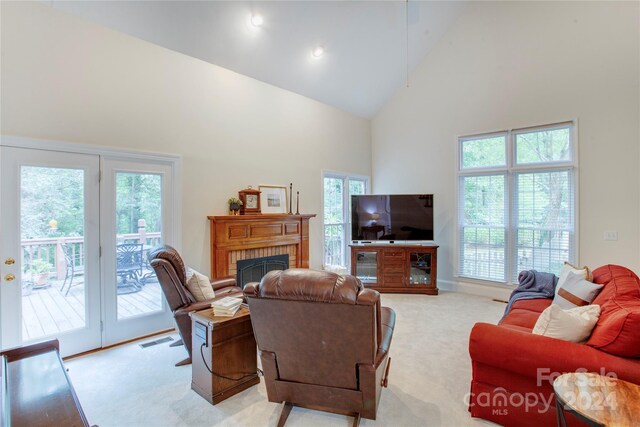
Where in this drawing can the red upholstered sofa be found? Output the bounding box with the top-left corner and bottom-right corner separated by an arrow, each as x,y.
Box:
468,265 -> 640,426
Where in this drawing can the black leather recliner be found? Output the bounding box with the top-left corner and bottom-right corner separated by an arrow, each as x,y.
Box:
148,244 -> 242,366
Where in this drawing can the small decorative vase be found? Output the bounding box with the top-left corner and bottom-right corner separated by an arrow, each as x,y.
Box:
229,204 -> 240,215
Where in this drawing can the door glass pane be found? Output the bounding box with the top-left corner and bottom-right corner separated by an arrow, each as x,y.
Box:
348,179 -> 366,240
354,251 -> 377,283
20,166 -> 86,341
409,252 -> 432,285
323,177 -> 344,267
323,177 -> 343,224
115,172 -> 163,319
323,224 -> 344,267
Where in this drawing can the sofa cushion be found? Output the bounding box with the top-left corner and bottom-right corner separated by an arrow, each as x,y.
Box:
553,272 -> 603,309
185,268 -> 215,301
532,304 -> 600,343
500,298 -> 552,330
592,265 -> 640,304
586,296 -> 640,357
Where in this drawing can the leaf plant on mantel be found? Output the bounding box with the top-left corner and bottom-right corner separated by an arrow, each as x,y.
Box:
227,197 -> 243,215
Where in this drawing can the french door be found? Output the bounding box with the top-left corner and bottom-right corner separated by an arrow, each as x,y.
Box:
0,147 -> 101,356
1,146 -> 174,356
101,159 -> 173,345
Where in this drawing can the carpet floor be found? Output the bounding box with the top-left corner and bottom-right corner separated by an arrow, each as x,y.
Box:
66,291 -> 505,426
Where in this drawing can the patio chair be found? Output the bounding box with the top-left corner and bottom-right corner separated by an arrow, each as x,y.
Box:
116,243 -> 144,294
60,243 -> 84,296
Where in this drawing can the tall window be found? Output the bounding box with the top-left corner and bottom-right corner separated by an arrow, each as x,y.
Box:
323,172 -> 368,269
458,122 -> 576,285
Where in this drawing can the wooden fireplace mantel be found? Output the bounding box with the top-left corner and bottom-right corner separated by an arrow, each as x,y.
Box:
208,214 -> 316,278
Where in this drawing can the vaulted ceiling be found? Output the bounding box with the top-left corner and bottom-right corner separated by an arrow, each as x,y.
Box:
48,1 -> 467,118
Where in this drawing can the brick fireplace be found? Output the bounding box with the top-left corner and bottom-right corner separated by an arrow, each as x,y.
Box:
208,214 -> 315,281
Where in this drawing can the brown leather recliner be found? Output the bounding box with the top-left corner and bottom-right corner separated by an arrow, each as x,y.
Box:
148,244 -> 242,366
244,268 -> 395,426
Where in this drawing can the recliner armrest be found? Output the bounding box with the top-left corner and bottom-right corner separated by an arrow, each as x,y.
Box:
356,288 -> 383,347
174,301 -> 214,316
210,276 -> 237,290
356,288 -> 379,305
243,282 -> 259,297
375,307 -> 395,367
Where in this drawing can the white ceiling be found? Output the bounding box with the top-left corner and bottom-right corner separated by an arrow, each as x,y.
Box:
47,1 -> 467,118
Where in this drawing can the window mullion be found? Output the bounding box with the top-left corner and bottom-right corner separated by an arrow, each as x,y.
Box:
342,176 -> 348,267
507,170 -> 516,284
506,130 -> 514,284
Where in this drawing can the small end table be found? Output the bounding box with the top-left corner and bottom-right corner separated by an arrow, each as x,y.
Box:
190,305 -> 260,404
553,372 -> 640,427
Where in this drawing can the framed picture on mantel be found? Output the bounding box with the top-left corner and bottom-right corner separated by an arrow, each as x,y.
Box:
259,185 -> 287,214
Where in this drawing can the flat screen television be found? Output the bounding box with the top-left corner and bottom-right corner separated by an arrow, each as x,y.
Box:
351,194 -> 434,242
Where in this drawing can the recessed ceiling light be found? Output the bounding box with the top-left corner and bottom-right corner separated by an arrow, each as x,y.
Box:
311,46 -> 325,58
250,14 -> 264,28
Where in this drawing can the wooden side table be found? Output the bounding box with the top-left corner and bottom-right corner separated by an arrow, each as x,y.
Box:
190,306 -> 260,404
553,372 -> 640,427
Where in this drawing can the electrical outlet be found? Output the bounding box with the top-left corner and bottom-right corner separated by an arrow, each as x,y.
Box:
604,231 -> 618,241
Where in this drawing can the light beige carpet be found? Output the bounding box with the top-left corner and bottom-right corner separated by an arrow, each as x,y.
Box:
66,292 -> 504,426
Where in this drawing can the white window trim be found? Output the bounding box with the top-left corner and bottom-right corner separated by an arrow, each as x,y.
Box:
321,169 -> 370,270
455,120 -> 579,286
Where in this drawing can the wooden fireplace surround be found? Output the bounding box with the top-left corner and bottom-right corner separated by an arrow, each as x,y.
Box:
208,214 -> 316,278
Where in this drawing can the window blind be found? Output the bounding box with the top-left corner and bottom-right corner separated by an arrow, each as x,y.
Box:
459,174 -> 507,282
512,169 -> 574,283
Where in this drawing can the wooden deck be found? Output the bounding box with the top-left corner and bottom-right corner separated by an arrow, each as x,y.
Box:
21,277 -> 163,341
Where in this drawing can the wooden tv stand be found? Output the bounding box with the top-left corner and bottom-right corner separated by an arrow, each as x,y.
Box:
350,243 -> 438,295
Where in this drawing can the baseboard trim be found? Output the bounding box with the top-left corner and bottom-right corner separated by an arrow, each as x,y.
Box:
63,328 -> 176,361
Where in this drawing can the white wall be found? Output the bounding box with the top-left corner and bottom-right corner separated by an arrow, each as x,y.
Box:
1,2 -> 371,272
372,1 -> 640,291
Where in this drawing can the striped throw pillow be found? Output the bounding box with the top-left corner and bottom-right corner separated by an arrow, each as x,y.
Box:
553,271 -> 603,309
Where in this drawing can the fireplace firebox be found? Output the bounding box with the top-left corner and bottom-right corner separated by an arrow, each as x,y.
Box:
236,254 -> 289,288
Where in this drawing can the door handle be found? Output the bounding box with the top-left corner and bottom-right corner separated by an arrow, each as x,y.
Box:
4,258 -> 15,265
4,274 -> 15,281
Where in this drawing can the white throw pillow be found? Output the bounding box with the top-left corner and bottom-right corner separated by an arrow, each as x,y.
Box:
555,262 -> 593,295
532,304 -> 601,343
185,268 -> 215,301
553,271 -> 603,309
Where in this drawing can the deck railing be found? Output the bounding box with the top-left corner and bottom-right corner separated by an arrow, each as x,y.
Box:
21,231 -> 162,279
